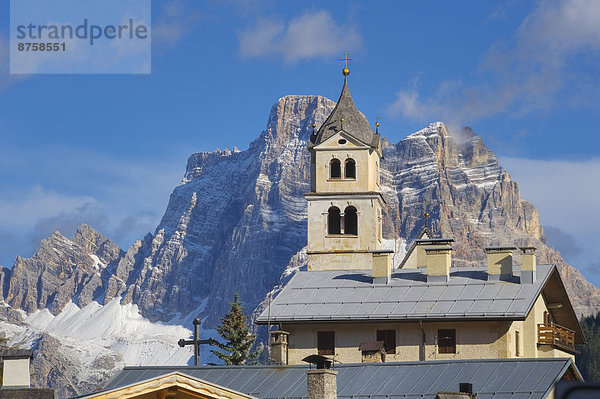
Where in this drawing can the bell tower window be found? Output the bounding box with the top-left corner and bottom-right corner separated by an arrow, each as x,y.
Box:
330,159 -> 341,179
344,158 -> 356,179
328,207 -> 341,234
344,206 -> 358,235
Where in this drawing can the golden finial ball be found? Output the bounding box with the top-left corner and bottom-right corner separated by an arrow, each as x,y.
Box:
312,123 -> 316,128
342,67 -> 350,76
340,118 -> 344,124
424,212 -> 430,218
375,122 -> 380,127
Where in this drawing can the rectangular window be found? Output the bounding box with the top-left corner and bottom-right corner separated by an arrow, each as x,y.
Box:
515,331 -> 520,357
438,329 -> 456,354
376,329 -> 396,354
317,331 -> 335,356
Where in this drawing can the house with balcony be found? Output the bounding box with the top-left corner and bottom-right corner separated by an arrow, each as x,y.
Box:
77,65 -> 586,399
256,68 -> 584,366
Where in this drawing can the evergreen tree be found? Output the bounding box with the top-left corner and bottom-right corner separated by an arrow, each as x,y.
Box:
576,312 -> 600,381
211,294 -> 262,365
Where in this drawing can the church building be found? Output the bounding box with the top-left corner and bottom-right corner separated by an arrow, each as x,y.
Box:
78,61 -> 585,399
256,65 -> 584,366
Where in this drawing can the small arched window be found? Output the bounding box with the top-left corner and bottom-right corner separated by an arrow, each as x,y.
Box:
344,206 -> 358,235
345,158 -> 356,179
328,207 -> 341,234
330,159 -> 341,179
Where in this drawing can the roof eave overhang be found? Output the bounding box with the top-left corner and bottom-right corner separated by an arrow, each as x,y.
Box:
256,315 -> 527,325
541,265 -> 586,344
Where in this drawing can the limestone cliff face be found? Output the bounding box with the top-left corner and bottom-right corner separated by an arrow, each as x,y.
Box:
102,95 -> 336,324
0,94 -> 599,399
382,122 -> 543,263
380,121 -> 594,315
93,97 -> 598,323
1,96 -> 597,324
3,224 -> 124,314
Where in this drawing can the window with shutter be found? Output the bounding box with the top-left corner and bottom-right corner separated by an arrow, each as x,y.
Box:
376,330 -> 396,354
438,329 -> 456,354
317,331 -> 335,356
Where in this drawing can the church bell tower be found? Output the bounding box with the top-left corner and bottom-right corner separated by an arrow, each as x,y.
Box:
305,58 -> 389,272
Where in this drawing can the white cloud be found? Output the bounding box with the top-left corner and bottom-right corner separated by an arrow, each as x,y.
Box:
500,156 -> 600,277
153,0 -> 201,51
238,10 -> 362,64
501,157 -> 600,233
0,143 -> 183,266
0,186 -> 98,229
388,0 -> 600,124
502,156 -> 599,225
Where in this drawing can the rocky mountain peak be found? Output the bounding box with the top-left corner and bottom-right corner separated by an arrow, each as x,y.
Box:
0,94 -> 599,398
3,224 -> 124,314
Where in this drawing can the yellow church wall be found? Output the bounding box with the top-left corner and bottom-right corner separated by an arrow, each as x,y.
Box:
306,194 -> 384,270
307,252 -> 375,271
313,146 -> 379,193
282,320 -> 525,365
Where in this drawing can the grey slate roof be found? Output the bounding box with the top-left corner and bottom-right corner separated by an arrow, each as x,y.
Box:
310,78 -> 380,149
100,358 -> 578,399
257,265 -> 554,323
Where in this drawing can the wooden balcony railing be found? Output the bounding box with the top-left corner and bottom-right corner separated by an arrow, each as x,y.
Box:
538,323 -> 577,353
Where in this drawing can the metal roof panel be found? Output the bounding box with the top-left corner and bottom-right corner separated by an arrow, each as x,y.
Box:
257,266 -> 554,323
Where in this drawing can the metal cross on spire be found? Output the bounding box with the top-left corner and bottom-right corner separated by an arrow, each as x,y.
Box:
340,52 -> 352,76
178,318 -> 216,366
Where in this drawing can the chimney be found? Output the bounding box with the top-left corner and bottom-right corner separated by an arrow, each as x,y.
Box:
459,383 -> 473,395
269,330 -> 289,365
520,247 -> 536,284
435,382 -> 477,399
1,349 -> 33,388
416,238 -> 454,268
425,246 -> 452,283
485,246 -> 516,281
372,251 -> 392,284
303,355 -> 337,399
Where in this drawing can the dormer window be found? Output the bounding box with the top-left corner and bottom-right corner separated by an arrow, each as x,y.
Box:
344,158 -> 356,179
330,159 -> 341,179
328,207 -> 341,234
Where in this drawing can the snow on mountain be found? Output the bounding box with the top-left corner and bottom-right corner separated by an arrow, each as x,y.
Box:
0,297 -> 206,398
0,93 -> 599,398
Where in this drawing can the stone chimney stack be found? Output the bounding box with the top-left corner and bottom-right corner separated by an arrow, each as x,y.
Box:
425,246 -> 452,283
485,246 -> 516,281
519,247 -> 536,284
269,330 -> 289,365
304,355 -> 338,399
1,350 -> 33,388
307,368 -> 338,399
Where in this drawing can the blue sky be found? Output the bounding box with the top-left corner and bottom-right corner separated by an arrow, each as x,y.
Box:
0,1 -> 599,286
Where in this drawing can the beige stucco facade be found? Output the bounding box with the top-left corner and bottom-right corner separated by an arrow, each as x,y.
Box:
306,132 -> 386,271
281,306 -> 574,365
285,76 -> 579,370
310,132 -> 381,194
